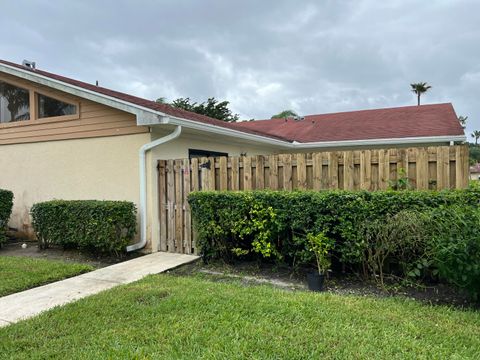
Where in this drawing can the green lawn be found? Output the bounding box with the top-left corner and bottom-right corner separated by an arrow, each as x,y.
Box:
0,274 -> 479,359
0,256 -> 94,297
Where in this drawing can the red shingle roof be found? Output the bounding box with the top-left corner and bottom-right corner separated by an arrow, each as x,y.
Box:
235,103 -> 464,143
0,59 -> 464,144
470,163 -> 480,173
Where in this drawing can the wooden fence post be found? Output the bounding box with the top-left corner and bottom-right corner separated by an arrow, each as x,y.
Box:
328,152 -> 338,189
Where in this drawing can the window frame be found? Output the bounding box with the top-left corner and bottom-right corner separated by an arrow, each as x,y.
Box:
35,90 -> 79,122
188,148 -> 228,159
0,76 -> 80,130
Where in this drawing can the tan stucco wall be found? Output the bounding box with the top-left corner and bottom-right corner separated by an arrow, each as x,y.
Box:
0,133 -> 151,239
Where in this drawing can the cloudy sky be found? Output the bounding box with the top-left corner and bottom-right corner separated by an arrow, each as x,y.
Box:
1,0 -> 479,135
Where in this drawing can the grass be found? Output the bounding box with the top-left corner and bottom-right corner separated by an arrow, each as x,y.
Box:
0,274 -> 479,359
0,256 -> 94,297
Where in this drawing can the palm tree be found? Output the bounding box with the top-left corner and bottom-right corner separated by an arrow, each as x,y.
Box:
410,82 -> 432,106
471,131 -> 480,145
458,115 -> 468,129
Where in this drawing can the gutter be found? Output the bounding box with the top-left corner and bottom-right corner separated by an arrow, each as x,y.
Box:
126,125 -> 182,252
156,115 -> 292,148
290,134 -> 467,149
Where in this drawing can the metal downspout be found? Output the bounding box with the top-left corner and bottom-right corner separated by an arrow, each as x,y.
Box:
126,126 -> 182,252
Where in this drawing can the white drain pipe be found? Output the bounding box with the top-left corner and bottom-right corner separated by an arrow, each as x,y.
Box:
127,126 -> 182,252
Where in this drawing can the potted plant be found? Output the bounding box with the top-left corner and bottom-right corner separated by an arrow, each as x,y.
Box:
306,232 -> 334,291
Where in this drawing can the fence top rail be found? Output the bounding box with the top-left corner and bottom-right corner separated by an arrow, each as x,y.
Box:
162,145 -> 461,163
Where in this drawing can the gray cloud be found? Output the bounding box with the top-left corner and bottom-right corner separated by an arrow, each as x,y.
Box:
1,0 -> 479,134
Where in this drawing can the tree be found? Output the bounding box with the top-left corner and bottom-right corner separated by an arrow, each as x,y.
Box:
171,97 -> 239,122
410,82 -> 432,106
0,82 -> 30,121
468,143 -> 480,165
458,115 -> 468,129
271,109 -> 298,119
471,130 -> 480,145
155,97 -> 167,104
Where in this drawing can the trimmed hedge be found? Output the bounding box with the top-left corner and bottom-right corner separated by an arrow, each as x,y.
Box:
189,189 -> 480,298
31,200 -> 137,254
189,189 -> 480,261
0,189 -> 14,246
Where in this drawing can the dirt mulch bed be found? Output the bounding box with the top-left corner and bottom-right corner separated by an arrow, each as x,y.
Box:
169,260 -> 477,310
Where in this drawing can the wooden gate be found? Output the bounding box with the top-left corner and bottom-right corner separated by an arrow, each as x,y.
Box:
157,145 -> 469,254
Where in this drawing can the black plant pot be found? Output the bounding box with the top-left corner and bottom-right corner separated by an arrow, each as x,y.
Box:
307,271 -> 325,292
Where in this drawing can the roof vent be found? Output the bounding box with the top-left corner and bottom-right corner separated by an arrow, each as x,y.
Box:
22,59 -> 36,69
285,115 -> 305,122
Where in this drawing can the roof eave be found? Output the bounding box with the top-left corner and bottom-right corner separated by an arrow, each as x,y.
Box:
291,135 -> 467,148
0,62 -> 292,148
157,116 -> 292,148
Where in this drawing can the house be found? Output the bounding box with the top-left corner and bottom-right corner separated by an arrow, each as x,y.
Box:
0,59 -> 466,252
470,163 -> 480,181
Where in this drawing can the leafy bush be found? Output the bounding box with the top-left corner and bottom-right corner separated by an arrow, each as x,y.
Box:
306,232 -> 334,275
189,189 -> 480,298
31,200 -> 137,254
0,189 -> 14,246
426,205 -> 480,300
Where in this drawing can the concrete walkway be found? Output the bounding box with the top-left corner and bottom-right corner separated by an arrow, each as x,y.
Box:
0,252 -> 198,327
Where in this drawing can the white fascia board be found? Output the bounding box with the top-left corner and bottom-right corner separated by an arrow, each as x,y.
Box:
291,135 -> 467,149
160,116 -> 292,148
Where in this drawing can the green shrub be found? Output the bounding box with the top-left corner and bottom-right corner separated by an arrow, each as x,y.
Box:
359,210 -> 430,287
189,188 -> 480,298
425,205 -> 480,300
0,189 -> 14,246
31,200 -> 137,254
189,189 -> 480,263
306,232 -> 334,275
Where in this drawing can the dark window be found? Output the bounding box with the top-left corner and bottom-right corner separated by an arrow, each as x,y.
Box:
188,149 -> 228,159
38,94 -> 76,119
0,81 -> 30,123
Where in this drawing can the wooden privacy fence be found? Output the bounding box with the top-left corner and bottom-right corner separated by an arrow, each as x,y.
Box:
157,145 -> 469,254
